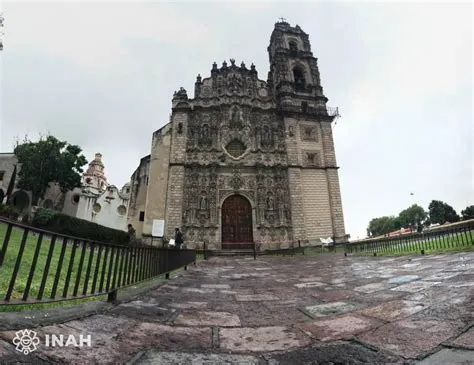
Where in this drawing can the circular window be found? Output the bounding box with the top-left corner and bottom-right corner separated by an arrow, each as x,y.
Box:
85,177 -> 92,184
72,194 -> 80,204
117,205 -> 127,216
93,203 -> 101,213
225,139 -> 246,159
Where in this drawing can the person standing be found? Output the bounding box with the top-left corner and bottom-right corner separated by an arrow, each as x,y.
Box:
174,227 -> 184,249
127,224 -> 136,245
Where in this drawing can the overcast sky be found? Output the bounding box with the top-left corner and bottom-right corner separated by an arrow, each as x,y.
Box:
0,1 -> 472,239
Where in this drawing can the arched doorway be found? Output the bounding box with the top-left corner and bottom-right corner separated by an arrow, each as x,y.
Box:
221,194 -> 253,249
12,190 -> 30,212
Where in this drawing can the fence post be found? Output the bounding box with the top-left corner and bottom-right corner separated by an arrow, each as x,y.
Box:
253,242 -> 257,260
107,289 -> 118,303
203,241 -> 207,260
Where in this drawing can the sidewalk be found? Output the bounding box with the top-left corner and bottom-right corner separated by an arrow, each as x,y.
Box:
0,252 -> 473,364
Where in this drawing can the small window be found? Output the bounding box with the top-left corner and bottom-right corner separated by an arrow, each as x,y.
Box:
302,101 -> 308,112
93,203 -> 102,213
43,199 -> 54,209
293,67 -> 305,91
306,152 -> 318,166
225,139 -> 246,159
72,194 -> 80,204
139,211 -> 145,221
117,205 -> 127,216
177,122 -> 183,134
0,171 -> 4,181
289,41 -> 298,56
126,187 -> 130,194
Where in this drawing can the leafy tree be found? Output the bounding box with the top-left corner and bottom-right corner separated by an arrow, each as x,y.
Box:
13,135 -> 88,206
367,216 -> 398,237
428,200 -> 460,224
461,205 -> 474,220
397,204 -> 427,229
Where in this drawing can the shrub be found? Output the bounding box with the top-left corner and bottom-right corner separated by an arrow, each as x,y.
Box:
33,207 -> 59,225
0,204 -> 20,221
32,207 -> 129,245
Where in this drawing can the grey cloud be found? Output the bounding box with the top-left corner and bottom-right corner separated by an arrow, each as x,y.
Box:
1,2 -> 471,239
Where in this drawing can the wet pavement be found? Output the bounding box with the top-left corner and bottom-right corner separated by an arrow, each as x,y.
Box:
0,252 -> 473,364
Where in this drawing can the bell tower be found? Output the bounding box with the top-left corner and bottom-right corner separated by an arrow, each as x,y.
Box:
268,19 -> 347,243
267,19 -> 326,106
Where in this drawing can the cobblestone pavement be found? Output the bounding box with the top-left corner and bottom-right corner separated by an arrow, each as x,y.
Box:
1,252 -> 473,364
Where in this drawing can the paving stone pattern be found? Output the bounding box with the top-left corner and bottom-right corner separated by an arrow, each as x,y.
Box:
0,252 -> 473,364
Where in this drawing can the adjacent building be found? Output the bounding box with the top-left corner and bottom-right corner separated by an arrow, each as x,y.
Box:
128,21 -> 347,249
0,152 -> 130,231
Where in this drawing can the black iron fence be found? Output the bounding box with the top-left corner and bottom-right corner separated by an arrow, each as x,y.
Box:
345,220 -> 474,256
0,218 -> 196,305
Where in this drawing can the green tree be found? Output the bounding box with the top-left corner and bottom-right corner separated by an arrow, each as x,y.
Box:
13,135 -> 88,206
461,205 -> 474,220
367,216 -> 398,237
428,200 -> 460,224
397,204 -> 427,230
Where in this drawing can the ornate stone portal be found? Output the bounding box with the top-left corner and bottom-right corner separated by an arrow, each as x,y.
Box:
182,101 -> 293,248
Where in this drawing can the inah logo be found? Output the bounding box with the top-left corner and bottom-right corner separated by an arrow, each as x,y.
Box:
12,329 -> 40,355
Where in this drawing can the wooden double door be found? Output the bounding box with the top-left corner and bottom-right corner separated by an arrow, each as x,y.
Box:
221,195 -> 253,249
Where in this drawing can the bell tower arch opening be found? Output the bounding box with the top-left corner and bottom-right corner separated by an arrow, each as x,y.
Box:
293,66 -> 306,91
221,194 -> 253,250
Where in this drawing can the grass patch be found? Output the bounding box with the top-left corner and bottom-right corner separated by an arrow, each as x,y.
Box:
0,222 -> 192,307
0,294 -> 108,312
0,224 -> 122,302
365,244 -> 474,257
349,230 -> 474,257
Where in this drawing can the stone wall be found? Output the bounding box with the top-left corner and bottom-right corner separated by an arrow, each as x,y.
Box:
127,155 -> 150,237
0,153 -> 17,198
287,167 -> 306,240
142,123 -> 172,235
91,186 -> 129,231
326,168 -> 346,239
301,169 -> 333,239
164,165 -> 185,240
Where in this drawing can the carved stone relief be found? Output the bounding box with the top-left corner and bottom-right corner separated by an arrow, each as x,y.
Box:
303,150 -> 321,167
300,124 -> 318,142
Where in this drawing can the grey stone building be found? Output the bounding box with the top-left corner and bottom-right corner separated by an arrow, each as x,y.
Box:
128,21 -> 346,249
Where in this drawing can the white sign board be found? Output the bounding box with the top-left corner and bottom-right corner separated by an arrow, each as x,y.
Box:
152,219 -> 165,237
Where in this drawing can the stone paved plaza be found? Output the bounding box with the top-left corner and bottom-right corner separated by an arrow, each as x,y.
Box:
0,252 -> 473,364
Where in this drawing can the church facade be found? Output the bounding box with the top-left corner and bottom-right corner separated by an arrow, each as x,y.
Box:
128,21 -> 346,249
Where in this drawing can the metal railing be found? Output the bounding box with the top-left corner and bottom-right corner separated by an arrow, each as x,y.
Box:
278,100 -> 339,118
345,220 -> 474,256
0,218 -> 196,305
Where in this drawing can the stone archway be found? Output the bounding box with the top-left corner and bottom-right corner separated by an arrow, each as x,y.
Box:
221,194 -> 253,249
11,190 -> 30,212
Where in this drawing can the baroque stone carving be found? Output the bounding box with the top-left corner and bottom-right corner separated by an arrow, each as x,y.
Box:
301,124 -> 317,141
229,169 -> 244,190
303,150 -> 321,167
